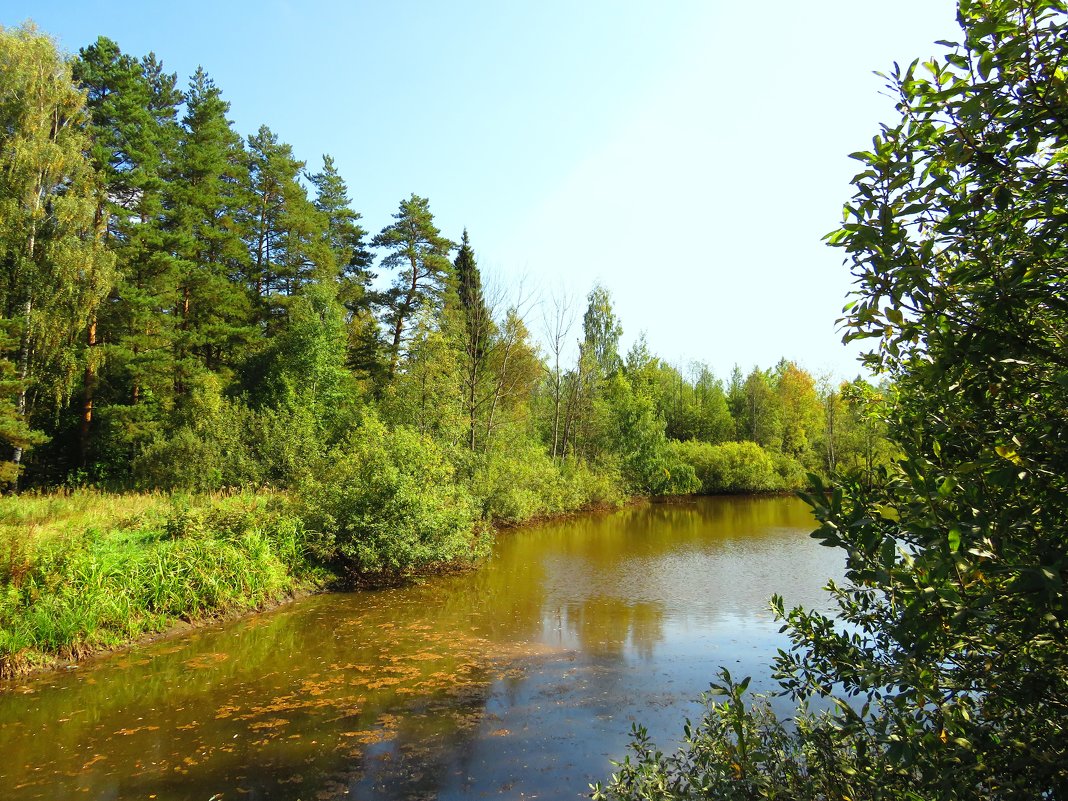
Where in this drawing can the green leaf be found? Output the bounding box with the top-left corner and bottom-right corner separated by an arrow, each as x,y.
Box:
876,504 -> 900,522
948,527 -> 961,552
994,185 -> 1012,210
978,50 -> 994,80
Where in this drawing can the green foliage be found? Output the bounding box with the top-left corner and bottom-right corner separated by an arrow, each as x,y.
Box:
0,24 -> 115,483
581,284 -> 623,378
299,413 -> 481,577
593,372 -> 699,496
592,671 -> 862,801
0,492 -> 314,677
600,2 -> 1068,798
669,440 -> 784,494
372,194 -> 456,377
131,375 -> 261,491
463,437 -> 625,524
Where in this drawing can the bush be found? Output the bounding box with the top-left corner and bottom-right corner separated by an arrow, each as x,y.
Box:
300,414 -> 482,577
131,376 -> 263,491
669,440 -> 781,494
463,439 -> 628,525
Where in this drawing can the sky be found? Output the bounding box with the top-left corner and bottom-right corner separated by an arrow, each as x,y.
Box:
6,1 -> 960,381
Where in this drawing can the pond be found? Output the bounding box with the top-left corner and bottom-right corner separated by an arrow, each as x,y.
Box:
0,495 -> 843,800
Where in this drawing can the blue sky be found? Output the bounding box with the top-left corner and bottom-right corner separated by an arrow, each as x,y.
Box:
7,1 -> 959,381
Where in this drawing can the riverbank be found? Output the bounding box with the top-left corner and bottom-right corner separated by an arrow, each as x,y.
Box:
0,483 -> 628,681
0,446 -> 809,683
0,491 -> 333,679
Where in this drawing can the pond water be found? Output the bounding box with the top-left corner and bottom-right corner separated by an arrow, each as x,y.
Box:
0,495 -> 843,800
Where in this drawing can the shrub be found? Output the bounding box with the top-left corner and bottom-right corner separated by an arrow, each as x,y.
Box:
670,440 -> 781,494
300,414 -> 481,577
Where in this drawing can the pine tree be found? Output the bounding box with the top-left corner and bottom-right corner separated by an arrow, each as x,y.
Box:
165,67 -> 255,395
309,155 -> 378,376
371,194 -> 455,377
245,125 -> 326,330
72,37 -> 182,468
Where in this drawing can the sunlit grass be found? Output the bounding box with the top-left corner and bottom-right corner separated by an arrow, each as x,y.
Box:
0,490 -> 327,678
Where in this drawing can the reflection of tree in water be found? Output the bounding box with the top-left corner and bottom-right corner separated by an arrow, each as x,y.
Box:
556,597 -> 665,660
1,495 -> 830,801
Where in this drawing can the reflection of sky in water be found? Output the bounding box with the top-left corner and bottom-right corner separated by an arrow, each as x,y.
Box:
1,496 -> 844,801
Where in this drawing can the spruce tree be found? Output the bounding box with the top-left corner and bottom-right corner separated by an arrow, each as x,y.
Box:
451,229 -> 495,449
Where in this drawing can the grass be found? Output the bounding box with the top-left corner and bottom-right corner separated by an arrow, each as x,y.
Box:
0,458 -> 630,681
0,490 -> 329,679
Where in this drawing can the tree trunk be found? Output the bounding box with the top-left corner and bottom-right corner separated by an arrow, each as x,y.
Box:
388,255 -> 421,378
79,317 -> 97,467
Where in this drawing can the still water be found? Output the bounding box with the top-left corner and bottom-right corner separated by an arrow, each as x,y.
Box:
0,495 -> 843,800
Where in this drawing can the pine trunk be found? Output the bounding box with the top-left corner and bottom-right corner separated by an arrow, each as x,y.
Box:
79,317 -> 97,467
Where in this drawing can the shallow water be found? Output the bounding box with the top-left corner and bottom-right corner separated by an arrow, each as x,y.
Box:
0,495 -> 843,800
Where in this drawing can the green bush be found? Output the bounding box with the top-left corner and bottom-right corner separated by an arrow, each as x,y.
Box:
669,440 -> 781,494
466,440 -> 566,523
464,439 -> 628,525
769,451 -> 807,492
300,414 -> 481,577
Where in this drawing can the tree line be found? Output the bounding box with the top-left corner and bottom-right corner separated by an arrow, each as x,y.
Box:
0,24 -> 890,510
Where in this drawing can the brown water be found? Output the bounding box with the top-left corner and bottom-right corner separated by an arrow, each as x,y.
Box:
0,495 -> 842,801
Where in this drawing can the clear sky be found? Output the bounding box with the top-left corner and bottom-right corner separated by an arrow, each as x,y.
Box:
6,1 -> 960,382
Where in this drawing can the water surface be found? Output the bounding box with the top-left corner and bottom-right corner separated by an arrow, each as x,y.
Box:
0,495 -> 842,800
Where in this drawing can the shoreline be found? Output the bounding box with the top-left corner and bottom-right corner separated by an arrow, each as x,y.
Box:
0,496 -> 629,686
0,490 -> 798,687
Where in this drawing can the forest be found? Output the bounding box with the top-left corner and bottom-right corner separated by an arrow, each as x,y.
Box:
0,27 -> 886,504
0,24 -> 891,675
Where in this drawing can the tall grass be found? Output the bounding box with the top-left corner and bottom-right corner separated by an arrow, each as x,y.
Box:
0,491 -> 323,678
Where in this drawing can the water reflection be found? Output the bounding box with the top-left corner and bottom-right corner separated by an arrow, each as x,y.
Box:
0,495 -> 842,800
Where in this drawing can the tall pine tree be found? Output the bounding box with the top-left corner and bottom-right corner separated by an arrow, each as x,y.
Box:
309,155 -> 378,375
371,194 -> 455,378
72,37 -> 182,468
165,67 -> 254,395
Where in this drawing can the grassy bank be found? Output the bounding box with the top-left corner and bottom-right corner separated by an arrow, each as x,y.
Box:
0,464 -> 624,680
0,435 -> 806,680
0,492 -> 329,679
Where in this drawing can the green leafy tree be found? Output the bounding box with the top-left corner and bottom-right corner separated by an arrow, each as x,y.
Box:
0,24 -> 115,484
582,283 -> 623,378
772,359 -> 823,469
597,2 -> 1068,798
739,367 -> 781,449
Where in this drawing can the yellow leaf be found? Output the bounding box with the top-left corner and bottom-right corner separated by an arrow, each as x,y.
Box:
875,504 -> 900,522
